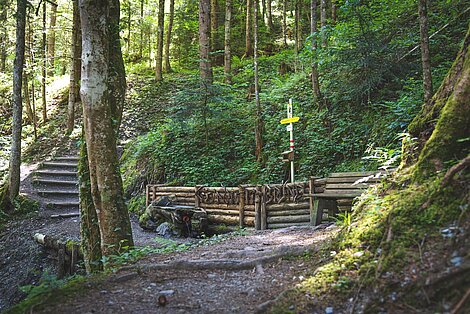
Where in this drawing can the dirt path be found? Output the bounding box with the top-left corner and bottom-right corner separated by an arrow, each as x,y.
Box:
22,225 -> 337,314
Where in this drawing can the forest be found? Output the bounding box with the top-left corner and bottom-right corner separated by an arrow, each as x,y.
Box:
0,0 -> 469,312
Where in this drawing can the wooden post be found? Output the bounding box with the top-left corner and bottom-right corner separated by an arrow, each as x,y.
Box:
195,185 -> 202,208
309,177 -> 315,226
146,185 -> 149,208
239,185 -> 245,228
260,185 -> 267,230
254,186 -> 261,230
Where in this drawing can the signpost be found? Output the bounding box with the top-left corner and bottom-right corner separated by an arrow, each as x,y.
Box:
280,98 -> 299,183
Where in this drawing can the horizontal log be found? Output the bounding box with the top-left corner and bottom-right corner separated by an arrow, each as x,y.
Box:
336,199 -> 354,205
268,222 -> 311,229
326,177 -> 381,184
338,206 -> 352,211
325,183 -> 370,189
207,215 -> 254,226
267,202 -> 309,211
205,209 -> 239,216
200,203 -> 240,210
148,186 -> 195,192
172,197 -> 196,203
172,201 -> 195,206
199,187 -> 239,192
315,187 -> 325,193
330,171 -> 383,177
323,189 -> 364,195
267,209 -> 310,217
267,215 -> 311,224
312,193 -> 360,199
51,213 -> 80,218
149,192 -> 195,198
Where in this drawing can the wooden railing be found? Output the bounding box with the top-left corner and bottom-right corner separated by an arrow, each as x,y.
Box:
146,178 -> 326,230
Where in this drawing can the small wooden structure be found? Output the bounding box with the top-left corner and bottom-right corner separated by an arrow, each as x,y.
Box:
146,171 -> 387,230
310,171 -> 385,225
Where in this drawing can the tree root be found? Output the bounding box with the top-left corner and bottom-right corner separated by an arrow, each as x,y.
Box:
120,244 -> 316,273
441,155 -> 470,187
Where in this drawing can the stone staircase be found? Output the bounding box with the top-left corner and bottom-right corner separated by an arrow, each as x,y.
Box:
33,156 -> 79,213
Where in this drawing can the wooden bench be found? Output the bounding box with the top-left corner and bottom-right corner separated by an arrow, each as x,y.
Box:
310,171 -> 386,225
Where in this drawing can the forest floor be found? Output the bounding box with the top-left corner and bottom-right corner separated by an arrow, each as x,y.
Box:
8,224 -> 338,314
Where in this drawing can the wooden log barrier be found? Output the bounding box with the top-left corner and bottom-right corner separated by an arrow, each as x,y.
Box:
239,185 -> 245,228
266,202 -> 310,211
207,215 -> 255,226
266,215 -> 311,224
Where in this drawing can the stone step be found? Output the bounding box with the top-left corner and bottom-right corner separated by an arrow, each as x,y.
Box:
33,179 -> 78,186
37,190 -> 79,197
45,201 -> 80,209
35,170 -> 78,177
42,162 -> 77,168
54,157 -> 79,162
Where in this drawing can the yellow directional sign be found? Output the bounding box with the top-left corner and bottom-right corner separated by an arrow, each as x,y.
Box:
280,116 -> 300,124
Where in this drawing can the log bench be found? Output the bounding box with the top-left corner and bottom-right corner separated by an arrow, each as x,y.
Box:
309,171 -> 385,225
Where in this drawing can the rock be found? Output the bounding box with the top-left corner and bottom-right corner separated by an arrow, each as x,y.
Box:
156,222 -> 172,238
325,307 -> 334,314
159,289 -> 175,296
450,256 -> 462,267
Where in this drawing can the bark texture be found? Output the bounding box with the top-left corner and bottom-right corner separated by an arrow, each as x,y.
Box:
164,0 -> 175,73
254,0 -> 263,163
310,0 -> 321,101
266,0 -> 273,33
224,0 -> 232,83
155,0 -> 165,81
41,2 -> 47,123
282,0 -> 287,47
67,0 -> 82,134
244,0 -> 252,57
0,1 -> 7,72
80,0 -> 134,259
47,3 -> 57,76
418,0 -> 433,104
8,0 -> 27,200
78,134 -> 102,273
320,0 -> 326,47
199,0 -> 213,84
412,26 -> 470,181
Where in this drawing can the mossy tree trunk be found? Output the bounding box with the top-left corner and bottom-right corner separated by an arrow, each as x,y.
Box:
78,135 -> 102,273
411,26 -> 470,181
67,0 -> 81,134
79,0 -> 133,261
8,0 -> 26,202
155,0 -> 165,81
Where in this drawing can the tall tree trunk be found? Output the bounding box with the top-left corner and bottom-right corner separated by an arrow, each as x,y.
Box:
311,0 -> 321,101
23,72 -> 34,124
198,0 -> 213,84
155,0 -> 165,81
78,132 -> 102,273
126,0 -> 131,55
266,0 -> 273,33
295,0 -> 302,52
244,0 -> 252,57
418,0 -> 433,104
254,0 -> 263,163
8,0 -> 26,201
412,26 -> 469,181
0,3 -> 7,72
320,0 -> 326,47
47,3 -> 57,76
67,0 -> 81,134
79,0 -> 134,259
224,0 -> 232,84
331,0 -> 337,24
261,0 -> 266,25
27,14 -> 37,140
282,0 -> 287,47
210,0 -> 218,51
41,1 -> 47,122
164,0 -> 175,72
139,0 -> 144,59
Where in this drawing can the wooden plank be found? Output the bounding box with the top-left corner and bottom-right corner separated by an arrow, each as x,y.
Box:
329,171 -> 381,177
326,177 -> 381,184
205,209 -> 239,216
150,192 -> 195,198
309,177 -> 315,226
268,222 -> 310,229
311,199 -> 323,226
199,186 -> 239,192
254,186 -> 261,230
207,215 -> 254,226
200,203 -> 240,210
150,186 -> 195,192
267,202 -> 309,211
260,186 -> 267,230
312,193 -> 360,199
267,215 -> 311,224
239,185 -> 245,228
268,209 -> 310,216
325,183 -> 370,189
322,189 -> 364,195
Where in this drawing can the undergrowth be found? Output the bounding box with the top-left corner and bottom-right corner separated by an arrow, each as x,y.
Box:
270,170 -> 469,312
